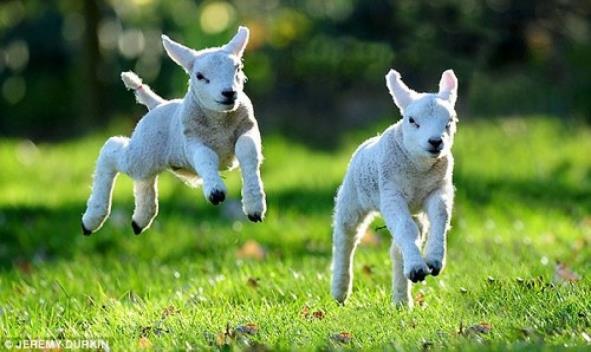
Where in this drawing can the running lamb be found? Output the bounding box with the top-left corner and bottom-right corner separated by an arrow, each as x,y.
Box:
331,68 -> 459,307
81,26 -> 266,235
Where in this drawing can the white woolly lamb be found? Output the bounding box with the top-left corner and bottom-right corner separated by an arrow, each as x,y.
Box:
82,26 -> 266,235
331,69 -> 459,307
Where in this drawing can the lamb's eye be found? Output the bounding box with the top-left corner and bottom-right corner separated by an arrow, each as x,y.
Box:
196,72 -> 206,81
445,121 -> 452,130
408,117 -> 419,128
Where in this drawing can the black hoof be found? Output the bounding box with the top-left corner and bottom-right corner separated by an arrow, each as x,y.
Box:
81,221 -> 92,236
247,213 -> 262,222
427,260 -> 442,276
208,190 -> 226,205
408,267 -> 428,283
131,220 -> 143,235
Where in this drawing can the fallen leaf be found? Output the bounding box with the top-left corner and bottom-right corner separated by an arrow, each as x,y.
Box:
236,240 -> 266,261
215,323 -> 234,346
553,262 -> 580,284
414,292 -> 425,307
14,260 -> 32,275
300,305 -> 310,319
138,336 -> 152,349
312,310 -> 325,320
161,305 -> 179,318
247,277 -> 260,288
331,331 -> 352,344
460,322 -> 492,336
235,323 -> 258,335
215,332 -> 231,346
362,265 -> 373,275
361,229 -> 380,246
300,306 -> 325,320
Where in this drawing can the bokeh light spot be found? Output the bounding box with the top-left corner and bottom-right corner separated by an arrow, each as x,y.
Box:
98,19 -> 122,52
2,76 -> 26,104
5,40 -> 29,72
200,2 -> 236,34
62,12 -> 85,43
269,9 -> 310,47
118,29 -> 145,59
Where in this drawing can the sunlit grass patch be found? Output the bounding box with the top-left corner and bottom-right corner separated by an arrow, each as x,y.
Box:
0,116 -> 589,350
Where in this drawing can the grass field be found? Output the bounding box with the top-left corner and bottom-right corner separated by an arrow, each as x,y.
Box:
0,116 -> 590,351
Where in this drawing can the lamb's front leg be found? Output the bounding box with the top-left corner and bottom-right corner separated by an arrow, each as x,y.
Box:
423,187 -> 453,276
390,243 -> 411,307
235,130 -> 266,221
187,142 -> 227,205
381,191 -> 429,283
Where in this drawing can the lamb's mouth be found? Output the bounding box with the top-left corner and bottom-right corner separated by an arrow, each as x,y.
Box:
427,149 -> 442,157
216,100 -> 235,106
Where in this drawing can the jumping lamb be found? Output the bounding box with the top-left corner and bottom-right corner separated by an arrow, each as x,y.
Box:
81,26 -> 266,235
331,69 -> 459,307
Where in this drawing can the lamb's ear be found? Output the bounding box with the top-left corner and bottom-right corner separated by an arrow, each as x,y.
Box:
385,69 -> 418,113
223,26 -> 249,57
162,35 -> 196,72
438,69 -> 458,106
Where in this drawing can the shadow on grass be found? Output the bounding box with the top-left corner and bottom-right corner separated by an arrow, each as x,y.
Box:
0,170 -> 589,272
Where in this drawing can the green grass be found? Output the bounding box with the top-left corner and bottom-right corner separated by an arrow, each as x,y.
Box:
0,116 -> 590,350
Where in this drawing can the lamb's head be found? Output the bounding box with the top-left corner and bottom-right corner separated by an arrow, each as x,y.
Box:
162,26 -> 249,112
386,69 -> 459,159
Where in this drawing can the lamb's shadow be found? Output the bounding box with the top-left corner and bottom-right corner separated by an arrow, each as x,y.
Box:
0,170 -> 589,272
0,186 -> 338,270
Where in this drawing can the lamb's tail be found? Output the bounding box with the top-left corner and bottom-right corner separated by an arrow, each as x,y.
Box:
121,71 -> 165,110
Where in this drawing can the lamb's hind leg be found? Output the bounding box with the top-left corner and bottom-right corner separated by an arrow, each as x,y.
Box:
82,137 -> 129,235
331,185 -> 368,304
131,176 -> 158,235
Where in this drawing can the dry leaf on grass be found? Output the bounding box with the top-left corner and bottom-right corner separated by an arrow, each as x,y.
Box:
215,332 -> 232,347
553,262 -> 580,284
361,229 -> 380,246
362,265 -> 373,275
247,277 -> 260,288
138,336 -> 152,349
212,322 -> 259,347
459,322 -> 492,336
215,323 -> 234,346
300,306 -> 326,320
236,240 -> 266,261
235,323 -> 258,335
331,332 -> 352,344
300,305 -> 310,318
312,310 -> 326,320
414,292 -> 425,307
14,260 -> 33,275
161,305 -> 179,318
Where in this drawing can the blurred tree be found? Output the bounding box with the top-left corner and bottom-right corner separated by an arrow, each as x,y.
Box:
0,0 -> 589,143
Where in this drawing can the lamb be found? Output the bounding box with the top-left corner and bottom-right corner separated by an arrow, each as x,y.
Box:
81,26 -> 266,235
331,68 -> 459,307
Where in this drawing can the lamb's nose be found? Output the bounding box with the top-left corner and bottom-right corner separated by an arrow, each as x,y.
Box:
221,90 -> 237,99
428,138 -> 443,148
